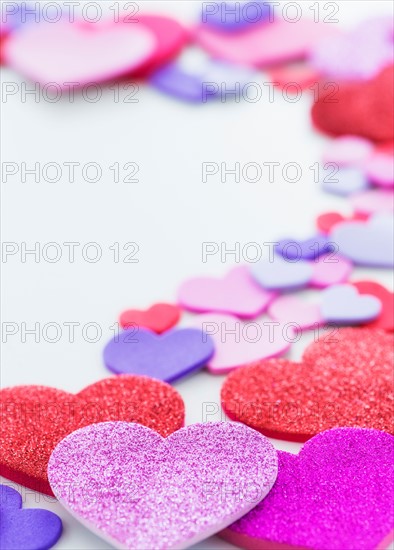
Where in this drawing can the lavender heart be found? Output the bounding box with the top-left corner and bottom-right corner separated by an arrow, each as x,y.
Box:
250,254 -> 313,290
276,234 -> 334,261
103,327 -> 215,382
221,428 -> 394,550
48,421 -> 278,550
321,284 -> 382,324
0,484 -> 62,550
321,166 -> 369,196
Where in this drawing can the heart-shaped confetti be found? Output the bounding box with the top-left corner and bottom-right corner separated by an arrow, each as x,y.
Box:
178,266 -> 275,318
201,1 -> 270,32
48,421 -> 278,550
321,284 -> 382,325
321,166 -> 369,196
103,328 -> 214,381
322,135 -> 373,166
0,376 -> 184,495
119,303 -> 181,333
268,295 -> 323,330
221,327 -> 393,441
310,253 -> 353,288
0,484 -> 62,550
363,151 -> 394,188
352,281 -> 394,331
191,313 -> 291,374
316,211 -> 367,234
331,214 -> 394,267
3,20 -> 156,86
350,189 -> 394,215
250,255 -> 313,290
221,428 -> 394,550
268,61 -> 320,90
275,235 -> 333,261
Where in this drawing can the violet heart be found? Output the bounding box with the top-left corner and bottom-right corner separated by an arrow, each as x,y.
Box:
250,255 -> 313,290
221,428 -> 394,550
201,1 -> 270,31
321,166 -> 369,196
103,328 -> 214,382
321,284 -> 382,325
276,235 -> 333,261
331,214 -> 394,267
178,266 -> 275,319
48,421 -> 278,550
0,484 -> 62,550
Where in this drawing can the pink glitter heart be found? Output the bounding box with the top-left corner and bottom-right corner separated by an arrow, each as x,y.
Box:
221,428 -> 394,550
48,421 -> 278,550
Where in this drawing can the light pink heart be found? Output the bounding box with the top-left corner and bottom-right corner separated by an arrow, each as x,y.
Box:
178,266 -> 276,319
351,189 -> 394,215
4,20 -> 156,86
310,253 -> 353,288
48,421 -> 278,550
192,313 -> 291,373
268,295 -> 323,330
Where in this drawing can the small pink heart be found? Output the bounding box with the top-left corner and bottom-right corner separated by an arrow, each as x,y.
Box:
191,313 -> 291,373
178,266 -> 276,319
268,295 -> 323,330
48,421 -> 278,550
310,253 -> 353,288
3,20 -> 156,86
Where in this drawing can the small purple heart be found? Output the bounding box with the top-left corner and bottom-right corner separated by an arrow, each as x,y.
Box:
321,166 -> 369,196
0,485 -> 62,550
250,255 -> 313,290
276,234 -> 334,261
201,1 -> 270,31
221,428 -> 394,550
103,328 -> 215,382
320,284 -> 382,324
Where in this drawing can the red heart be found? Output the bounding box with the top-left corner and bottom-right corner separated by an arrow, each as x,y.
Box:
221,328 -> 393,442
119,303 -> 181,333
0,375 -> 184,495
352,281 -> 394,331
311,65 -> 394,142
316,211 -> 368,234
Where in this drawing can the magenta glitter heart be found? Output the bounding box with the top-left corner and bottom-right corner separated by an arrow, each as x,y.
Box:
48,421 -> 278,550
221,428 -> 394,550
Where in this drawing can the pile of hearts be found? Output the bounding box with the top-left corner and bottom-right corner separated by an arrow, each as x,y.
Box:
1,3 -> 393,550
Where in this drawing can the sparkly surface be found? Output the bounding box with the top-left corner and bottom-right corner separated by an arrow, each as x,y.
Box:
0,484 -> 63,550
48,421 -> 278,550
221,428 -> 394,550
221,328 -> 393,441
0,375 -> 184,495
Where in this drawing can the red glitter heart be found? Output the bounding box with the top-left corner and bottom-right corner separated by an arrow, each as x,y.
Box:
0,375 -> 184,495
352,281 -> 394,332
311,65 -> 394,142
221,328 -> 393,442
119,303 -> 181,333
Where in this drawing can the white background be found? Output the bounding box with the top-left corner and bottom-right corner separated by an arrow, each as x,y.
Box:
1,1 -> 393,549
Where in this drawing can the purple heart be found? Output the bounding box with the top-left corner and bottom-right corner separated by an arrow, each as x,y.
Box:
250,255 -> 313,290
0,484 -> 62,550
276,234 -> 334,261
221,428 -> 394,550
103,328 -> 215,382
48,421 -> 278,550
321,284 -> 382,325
201,1 -> 270,31
331,214 -> 394,267
321,166 -> 369,196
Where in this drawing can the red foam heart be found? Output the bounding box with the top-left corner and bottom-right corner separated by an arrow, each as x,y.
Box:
316,211 -> 368,234
352,281 -> 394,331
119,303 -> 181,333
221,328 -> 393,442
0,375 -> 184,495
311,65 -> 394,142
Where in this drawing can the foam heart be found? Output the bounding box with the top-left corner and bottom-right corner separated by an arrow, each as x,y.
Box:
48,421 -> 278,550
221,428 -> 394,550
196,19 -> 337,67
268,295 -> 323,330
363,151 -> 394,188
268,61 -> 320,91
316,211 -> 367,234
275,235 -> 333,261
119,303 -> 180,333
0,376 -> 184,495
321,284 -> 381,325
352,281 -> 394,331
322,135 -> 373,166
103,328 -> 214,381
350,189 -> 394,215
201,1 -> 270,32
321,166 -> 369,196
178,266 -> 275,318
310,253 -> 353,288
0,484 -> 62,550
191,313 -> 291,373
311,65 -> 394,142
3,20 -> 156,86
250,255 -> 313,290
331,214 -> 394,267
221,327 -> 393,441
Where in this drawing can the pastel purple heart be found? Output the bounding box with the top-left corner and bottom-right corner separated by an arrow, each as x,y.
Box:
221,428 -> 394,550
48,421 -> 278,550
322,136 -> 373,167
321,284 -> 382,325
201,1 -> 270,31
178,266 -> 276,319
103,328 -> 214,382
250,255 -> 313,290
268,295 -> 323,330
310,253 -> 353,288
0,484 -> 62,550
331,214 -> 394,267
276,235 -> 333,261
321,166 -> 369,196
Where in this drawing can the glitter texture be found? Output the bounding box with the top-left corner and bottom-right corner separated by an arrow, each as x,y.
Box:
48,421 -> 278,550
0,375 -> 184,495
221,328 -> 393,441
221,428 -> 394,550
